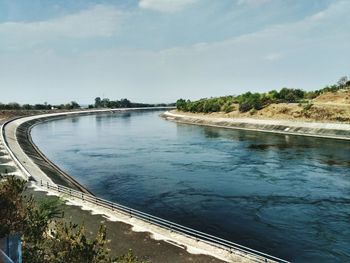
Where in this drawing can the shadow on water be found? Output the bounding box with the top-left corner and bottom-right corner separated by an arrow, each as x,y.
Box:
200,126 -> 350,168
95,112 -> 132,127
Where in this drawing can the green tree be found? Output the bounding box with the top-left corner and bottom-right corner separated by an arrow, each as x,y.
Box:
0,175 -> 28,237
70,101 -> 81,109
0,176 -> 143,263
337,76 -> 348,87
176,99 -> 187,111
237,92 -> 264,112
95,97 -> 102,108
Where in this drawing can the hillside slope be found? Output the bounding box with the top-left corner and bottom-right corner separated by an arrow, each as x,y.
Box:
177,89 -> 350,123
313,89 -> 350,105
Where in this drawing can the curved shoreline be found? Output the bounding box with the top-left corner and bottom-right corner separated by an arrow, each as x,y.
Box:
1,107 -> 289,263
2,107 -> 174,193
21,118 -> 93,194
161,110 -> 350,140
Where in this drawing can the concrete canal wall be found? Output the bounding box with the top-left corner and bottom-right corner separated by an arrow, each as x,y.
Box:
162,111 -> 350,140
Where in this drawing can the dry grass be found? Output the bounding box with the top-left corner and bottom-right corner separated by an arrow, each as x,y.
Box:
313,89 -> 350,105
0,109 -> 72,121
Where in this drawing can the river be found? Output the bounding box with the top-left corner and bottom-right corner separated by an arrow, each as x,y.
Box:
31,109 -> 350,262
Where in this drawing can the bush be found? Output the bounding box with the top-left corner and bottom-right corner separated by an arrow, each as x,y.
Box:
304,91 -> 318,99
239,102 -> 253,113
0,176 -> 28,237
303,103 -> 313,111
0,176 -> 143,263
236,92 -> 264,112
249,109 -> 257,115
221,102 -> 234,113
176,99 -> 188,111
278,88 -> 305,103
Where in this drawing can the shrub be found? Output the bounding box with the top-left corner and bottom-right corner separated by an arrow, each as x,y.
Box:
221,102 -> 234,113
303,103 -> 313,111
0,176 -> 143,263
237,92 -> 264,112
249,109 -> 257,115
239,102 -> 253,113
278,88 -> 305,103
176,99 -> 188,111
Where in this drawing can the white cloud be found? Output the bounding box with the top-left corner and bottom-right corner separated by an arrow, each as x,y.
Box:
264,53 -> 283,61
139,0 -> 198,12
0,5 -> 122,49
237,0 -> 271,7
0,1 -> 349,104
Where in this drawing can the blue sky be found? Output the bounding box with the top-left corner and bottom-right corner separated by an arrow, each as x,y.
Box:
0,0 -> 349,104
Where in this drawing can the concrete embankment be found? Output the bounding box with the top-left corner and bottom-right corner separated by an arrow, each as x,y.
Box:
161,111 -> 350,140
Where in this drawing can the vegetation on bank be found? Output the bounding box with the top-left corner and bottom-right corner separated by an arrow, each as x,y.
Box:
0,175 -> 144,263
176,76 -> 350,113
0,101 -> 81,111
0,97 -> 174,112
90,97 -> 174,109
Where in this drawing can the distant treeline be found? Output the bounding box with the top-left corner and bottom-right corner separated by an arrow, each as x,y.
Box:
90,97 -> 174,109
0,97 -> 175,111
0,101 -> 81,110
177,76 -> 350,113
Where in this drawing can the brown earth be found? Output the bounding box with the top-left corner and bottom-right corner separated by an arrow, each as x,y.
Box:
0,109 -> 78,121
0,110 -> 53,120
313,89 -> 350,105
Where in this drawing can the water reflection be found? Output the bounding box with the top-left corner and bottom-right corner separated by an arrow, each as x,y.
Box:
70,116 -> 80,123
198,126 -> 350,168
203,128 -> 221,138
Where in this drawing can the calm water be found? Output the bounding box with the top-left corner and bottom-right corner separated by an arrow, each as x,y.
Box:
31,110 -> 350,262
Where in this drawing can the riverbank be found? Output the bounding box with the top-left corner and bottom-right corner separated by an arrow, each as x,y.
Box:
1,109 -> 283,263
161,110 -> 350,140
175,88 -> 350,124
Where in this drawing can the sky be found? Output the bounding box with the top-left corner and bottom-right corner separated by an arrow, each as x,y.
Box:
0,0 -> 349,104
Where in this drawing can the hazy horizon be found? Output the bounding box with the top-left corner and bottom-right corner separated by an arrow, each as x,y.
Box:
1,0 -> 349,104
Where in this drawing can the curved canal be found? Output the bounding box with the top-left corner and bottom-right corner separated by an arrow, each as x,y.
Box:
31,110 -> 350,262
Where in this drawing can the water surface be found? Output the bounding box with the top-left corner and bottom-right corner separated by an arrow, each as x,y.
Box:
31,110 -> 350,262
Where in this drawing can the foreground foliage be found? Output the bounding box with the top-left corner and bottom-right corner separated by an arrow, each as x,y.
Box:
0,175 -> 144,263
